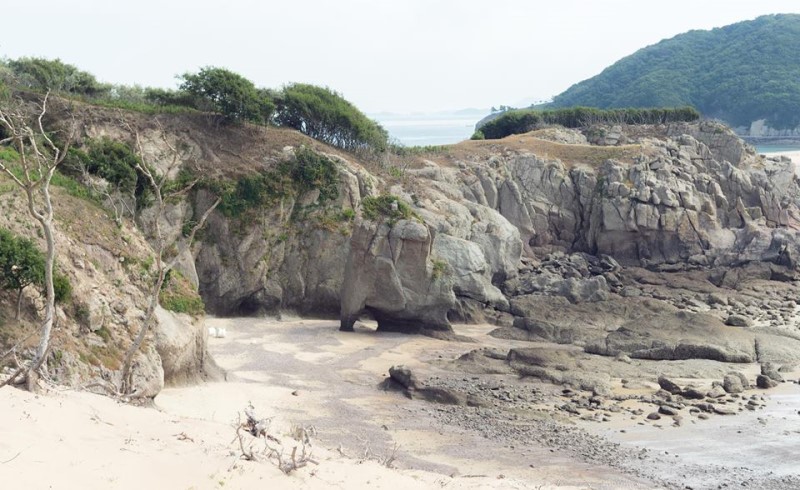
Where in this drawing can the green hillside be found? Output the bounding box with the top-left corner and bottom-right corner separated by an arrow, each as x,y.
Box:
547,14 -> 800,129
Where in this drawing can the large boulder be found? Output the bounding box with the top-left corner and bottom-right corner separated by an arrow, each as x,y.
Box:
154,307 -> 217,386
340,219 -> 455,333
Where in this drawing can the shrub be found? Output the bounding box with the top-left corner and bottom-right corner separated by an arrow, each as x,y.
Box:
179,66 -> 274,124
361,195 -> 416,222
62,138 -> 151,205
53,271 -> 72,303
0,227 -> 44,300
216,146 -> 338,217
0,228 -> 72,307
275,83 -> 388,152
431,259 -> 448,280
479,106 -> 701,139
159,271 -> 205,316
7,57 -> 109,97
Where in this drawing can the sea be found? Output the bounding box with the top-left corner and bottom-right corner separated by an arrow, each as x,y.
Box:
370,112 -> 800,153
370,111 -> 485,147
755,144 -> 800,154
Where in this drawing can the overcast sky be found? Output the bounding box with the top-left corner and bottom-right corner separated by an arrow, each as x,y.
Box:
2,1 -> 799,113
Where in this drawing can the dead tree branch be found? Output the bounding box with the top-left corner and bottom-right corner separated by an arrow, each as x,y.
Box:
0,91 -> 75,388
118,117 -> 220,395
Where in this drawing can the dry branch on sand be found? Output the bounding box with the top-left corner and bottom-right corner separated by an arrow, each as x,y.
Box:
233,404 -> 318,474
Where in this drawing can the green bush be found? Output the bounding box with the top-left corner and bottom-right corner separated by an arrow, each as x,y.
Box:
283,146 -> 339,202
0,227 -> 71,305
179,66 -> 274,124
479,106 -> 700,139
53,271 -> 72,303
275,83 -> 388,152
216,146 -> 338,217
361,195 -> 417,222
7,57 -> 109,97
159,270 -> 205,316
0,227 -> 44,299
62,138 -> 151,206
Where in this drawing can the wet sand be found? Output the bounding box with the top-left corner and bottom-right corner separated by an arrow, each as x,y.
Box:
593,383 -> 800,475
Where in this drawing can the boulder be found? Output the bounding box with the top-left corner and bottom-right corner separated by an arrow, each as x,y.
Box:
154,307 -> 216,386
658,376 -> 683,395
726,315 -> 753,327
723,373 -> 747,394
760,362 -> 784,383
388,365 -> 419,390
707,385 -> 727,398
340,220 -> 455,333
756,374 -> 778,389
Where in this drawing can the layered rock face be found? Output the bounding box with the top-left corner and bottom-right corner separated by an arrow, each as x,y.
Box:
75,112 -> 800,365
335,123 -> 800,362
340,220 -> 454,333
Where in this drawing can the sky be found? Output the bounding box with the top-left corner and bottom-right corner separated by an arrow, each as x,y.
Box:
2,1 -> 799,113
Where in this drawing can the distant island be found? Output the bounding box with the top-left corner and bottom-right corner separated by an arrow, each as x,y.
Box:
495,14 -> 800,142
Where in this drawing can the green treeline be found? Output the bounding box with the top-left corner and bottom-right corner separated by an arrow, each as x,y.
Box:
546,14 -> 800,130
0,59 -> 388,153
476,106 -> 700,140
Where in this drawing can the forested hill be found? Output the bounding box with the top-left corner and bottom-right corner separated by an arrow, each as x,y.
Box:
546,14 -> 800,130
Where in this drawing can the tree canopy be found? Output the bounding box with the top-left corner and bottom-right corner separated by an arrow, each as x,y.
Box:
0,227 -> 45,298
546,14 -> 800,129
5,57 -> 109,97
275,83 -> 388,152
477,106 -> 700,139
179,67 -> 274,124
1,58 -> 389,154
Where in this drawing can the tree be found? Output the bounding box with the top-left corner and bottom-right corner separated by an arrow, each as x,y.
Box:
61,138 -> 144,225
0,92 -> 74,389
0,228 -> 45,319
119,119 -> 220,395
275,83 -> 388,153
179,67 -> 274,124
7,57 -> 109,97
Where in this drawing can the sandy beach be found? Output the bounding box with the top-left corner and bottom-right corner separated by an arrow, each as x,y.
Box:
762,150 -> 800,168
2,318 -> 800,489
0,319 -> 644,489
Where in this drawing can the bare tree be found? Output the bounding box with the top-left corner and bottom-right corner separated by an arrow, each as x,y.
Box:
0,92 -> 74,389
119,119 -> 220,394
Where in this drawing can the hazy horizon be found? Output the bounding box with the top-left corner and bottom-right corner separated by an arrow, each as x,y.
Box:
2,1 -> 799,113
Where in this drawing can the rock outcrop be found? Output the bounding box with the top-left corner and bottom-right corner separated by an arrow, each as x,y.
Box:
340,219 -> 454,333
31,107 -> 800,382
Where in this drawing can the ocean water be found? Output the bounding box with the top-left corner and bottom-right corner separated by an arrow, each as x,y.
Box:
755,144 -> 800,153
370,112 -> 484,147
372,116 -> 800,151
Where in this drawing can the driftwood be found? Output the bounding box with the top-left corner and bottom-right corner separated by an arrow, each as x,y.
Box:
234,404 -> 318,474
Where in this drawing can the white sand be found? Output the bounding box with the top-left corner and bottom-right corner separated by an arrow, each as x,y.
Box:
1,319 -> 637,489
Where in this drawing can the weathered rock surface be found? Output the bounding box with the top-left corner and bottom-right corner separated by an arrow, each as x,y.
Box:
340,219 -> 455,333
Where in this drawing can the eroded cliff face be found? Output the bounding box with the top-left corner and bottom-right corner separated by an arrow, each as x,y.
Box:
31,106 -> 800,377
129,117 -> 800,343
334,122 -> 800,365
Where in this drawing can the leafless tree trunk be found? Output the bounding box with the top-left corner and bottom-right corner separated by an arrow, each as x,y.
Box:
0,92 -> 73,388
119,119 -> 220,394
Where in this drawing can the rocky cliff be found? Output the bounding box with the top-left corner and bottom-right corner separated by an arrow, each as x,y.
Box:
7,104 -> 800,398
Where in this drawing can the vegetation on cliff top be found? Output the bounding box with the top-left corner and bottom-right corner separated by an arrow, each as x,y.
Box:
476,106 -> 700,140
0,58 -> 389,153
544,14 -> 800,129
214,146 -> 340,218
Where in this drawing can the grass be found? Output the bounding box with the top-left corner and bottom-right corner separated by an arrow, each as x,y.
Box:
431,259 -> 448,280
361,195 -> 419,224
159,270 -> 205,316
452,132 -> 643,168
